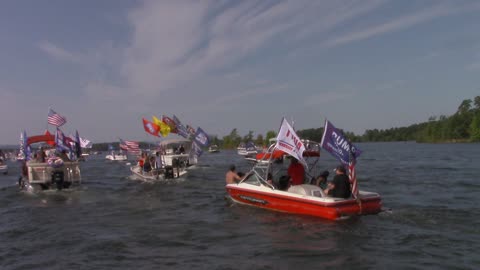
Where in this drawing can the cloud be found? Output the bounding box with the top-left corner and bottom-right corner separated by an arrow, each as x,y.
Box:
38,41 -> 83,64
321,2 -> 480,49
120,1 -> 392,97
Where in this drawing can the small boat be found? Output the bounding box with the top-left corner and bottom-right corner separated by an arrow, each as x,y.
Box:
208,145 -> 220,153
130,138 -> 196,181
226,141 -> 382,220
105,151 -> 128,161
237,141 -> 258,157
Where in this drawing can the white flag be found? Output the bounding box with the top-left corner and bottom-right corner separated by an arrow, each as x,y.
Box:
80,137 -> 92,148
275,118 -> 307,167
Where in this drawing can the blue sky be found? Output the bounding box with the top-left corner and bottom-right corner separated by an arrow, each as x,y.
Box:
1,0 -> 480,144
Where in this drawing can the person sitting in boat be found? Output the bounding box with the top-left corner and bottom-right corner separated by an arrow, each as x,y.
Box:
287,157 -> 305,186
314,170 -> 330,189
225,165 -> 242,184
324,165 -> 351,198
58,150 -> 71,162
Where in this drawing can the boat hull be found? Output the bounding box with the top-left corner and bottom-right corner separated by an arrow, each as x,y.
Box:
130,165 -> 187,181
105,154 -> 127,161
226,184 -> 382,220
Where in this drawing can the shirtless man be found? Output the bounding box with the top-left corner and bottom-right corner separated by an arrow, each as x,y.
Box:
225,165 -> 242,184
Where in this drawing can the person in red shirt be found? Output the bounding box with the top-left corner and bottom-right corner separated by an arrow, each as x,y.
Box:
287,157 -> 305,186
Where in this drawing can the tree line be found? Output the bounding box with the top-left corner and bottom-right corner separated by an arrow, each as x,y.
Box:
88,96 -> 479,150
214,96 -> 480,146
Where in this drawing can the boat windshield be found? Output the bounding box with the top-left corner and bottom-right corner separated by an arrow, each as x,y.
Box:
242,172 -> 262,186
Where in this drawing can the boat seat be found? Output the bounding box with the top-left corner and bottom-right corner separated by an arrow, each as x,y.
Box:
287,184 -> 325,198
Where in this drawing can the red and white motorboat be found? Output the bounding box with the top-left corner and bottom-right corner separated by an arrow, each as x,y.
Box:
226,141 -> 382,220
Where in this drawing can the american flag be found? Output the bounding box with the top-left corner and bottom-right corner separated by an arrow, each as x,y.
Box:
48,108 -> 67,127
349,151 -> 359,198
120,139 -> 140,154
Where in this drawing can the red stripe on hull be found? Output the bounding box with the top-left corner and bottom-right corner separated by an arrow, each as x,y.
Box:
226,186 -> 382,220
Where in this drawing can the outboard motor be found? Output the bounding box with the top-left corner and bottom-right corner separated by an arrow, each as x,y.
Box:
52,171 -> 65,190
164,166 -> 174,179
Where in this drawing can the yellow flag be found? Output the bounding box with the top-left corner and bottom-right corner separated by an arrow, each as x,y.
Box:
152,116 -> 170,137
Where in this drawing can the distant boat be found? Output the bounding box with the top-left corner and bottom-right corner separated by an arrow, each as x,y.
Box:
208,145 -> 220,153
130,138 -> 196,182
105,151 -> 128,161
237,141 -> 257,157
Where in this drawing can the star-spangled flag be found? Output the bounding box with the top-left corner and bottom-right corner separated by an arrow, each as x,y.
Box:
120,139 -> 141,154
48,108 -> 67,127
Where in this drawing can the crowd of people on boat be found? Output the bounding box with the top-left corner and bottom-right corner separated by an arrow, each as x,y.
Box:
137,151 -> 163,175
225,156 -> 352,199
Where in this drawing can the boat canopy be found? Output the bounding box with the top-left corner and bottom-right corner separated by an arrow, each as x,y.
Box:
27,134 -> 55,146
159,138 -> 191,146
255,149 -> 320,160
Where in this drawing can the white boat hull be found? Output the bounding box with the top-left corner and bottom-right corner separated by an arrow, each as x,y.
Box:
105,154 -> 127,161
130,165 -> 187,181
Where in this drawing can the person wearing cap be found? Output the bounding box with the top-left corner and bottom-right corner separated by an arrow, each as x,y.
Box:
287,157 -> 305,186
324,165 -> 351,198
315,170 -> 330,189
226,164 -> 242,184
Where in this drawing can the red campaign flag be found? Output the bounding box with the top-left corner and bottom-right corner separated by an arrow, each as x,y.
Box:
142,118 -> 160,137
162,116 -> 177,133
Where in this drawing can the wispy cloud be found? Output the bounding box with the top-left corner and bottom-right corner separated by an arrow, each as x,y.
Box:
321,2 -> 480,49
38,41 -> 83,64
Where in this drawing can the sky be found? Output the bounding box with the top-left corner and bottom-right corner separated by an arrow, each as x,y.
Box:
1,0 -> 480,145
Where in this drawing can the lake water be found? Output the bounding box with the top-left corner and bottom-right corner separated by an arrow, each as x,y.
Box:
1,143 -> 479,269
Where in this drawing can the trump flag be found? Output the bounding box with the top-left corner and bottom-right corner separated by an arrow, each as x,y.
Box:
275,118 -> 307,167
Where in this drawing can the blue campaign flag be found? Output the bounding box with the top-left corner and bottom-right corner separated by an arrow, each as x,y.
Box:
75,130 -> 82,158
194,127 -> 209,147
173,115 -> 189,139
320,120 -> 361,165
55,128 -> 71,152
190,141 -> 203,158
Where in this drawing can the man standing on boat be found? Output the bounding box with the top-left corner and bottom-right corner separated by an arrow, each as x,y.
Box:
225,165 -> 242,184
287,157 -> 305,186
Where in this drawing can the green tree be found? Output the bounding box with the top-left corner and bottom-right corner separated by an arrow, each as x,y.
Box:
265,130 -> 277,146
470,111 -> 480,142
243,130 -> 254,143
255,134 -> 264,147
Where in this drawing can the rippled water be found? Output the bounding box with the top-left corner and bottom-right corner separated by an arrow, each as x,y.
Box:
1,143 -> 479,269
